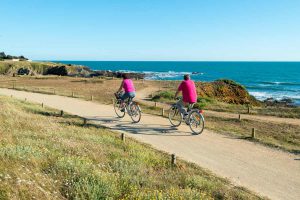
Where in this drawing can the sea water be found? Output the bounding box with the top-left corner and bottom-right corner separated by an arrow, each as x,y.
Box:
54,61 -> 300,105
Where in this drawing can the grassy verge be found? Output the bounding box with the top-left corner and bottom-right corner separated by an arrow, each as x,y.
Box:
0,75 -> 155,104
205,116 -> 300,154
0,96 -> 263,199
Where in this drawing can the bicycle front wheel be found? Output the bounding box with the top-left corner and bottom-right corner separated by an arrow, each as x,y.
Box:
129,102 -> 141,123
188,110 -> 205,135
114,99 -> 125,118
168,105 -> 182,127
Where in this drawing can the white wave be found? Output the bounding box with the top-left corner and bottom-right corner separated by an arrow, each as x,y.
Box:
144,71 -> 204,80
249,91 -> 300,101
113,69 -> 204,80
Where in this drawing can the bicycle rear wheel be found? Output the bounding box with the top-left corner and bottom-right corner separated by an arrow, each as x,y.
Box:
114,99 -> 125,118
129,102 -> 141,123
188,110 -> 205,135
168,105 -> 182,127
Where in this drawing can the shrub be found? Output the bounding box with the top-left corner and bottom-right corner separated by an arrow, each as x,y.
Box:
216,79 -> 245,89
195,97 -> 215,108
152,91 -> 175,101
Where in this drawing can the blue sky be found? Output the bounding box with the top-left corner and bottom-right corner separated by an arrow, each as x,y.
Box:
0,0 -> 299,61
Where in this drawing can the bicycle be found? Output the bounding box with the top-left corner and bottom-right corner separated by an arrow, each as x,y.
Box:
113,92 -> 142,123
168,97 -> 205,135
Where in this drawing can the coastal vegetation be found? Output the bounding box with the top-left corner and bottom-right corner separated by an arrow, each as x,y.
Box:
0,52 -> 28,61
0,60 -> 92,76
0,96 -> 263,199
0,60 -> 144,79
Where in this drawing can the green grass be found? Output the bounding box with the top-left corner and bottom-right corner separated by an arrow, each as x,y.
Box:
205,116 -> 300,154
0,96 -> 263,199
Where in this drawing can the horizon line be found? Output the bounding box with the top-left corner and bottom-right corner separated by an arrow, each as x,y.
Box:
40,60 -> 300,62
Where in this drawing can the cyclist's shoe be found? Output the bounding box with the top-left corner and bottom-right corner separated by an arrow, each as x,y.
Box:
185,118 -> 191,125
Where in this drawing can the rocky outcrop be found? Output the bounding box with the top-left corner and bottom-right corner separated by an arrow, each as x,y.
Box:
46,66 -> 68,76
264,98 -> 294,107
91,70 -> 145,79
17,68 -> 30,75
197,79 -> 259,105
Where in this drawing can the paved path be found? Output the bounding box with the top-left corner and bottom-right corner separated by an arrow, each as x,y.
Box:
1,88 -> 299,200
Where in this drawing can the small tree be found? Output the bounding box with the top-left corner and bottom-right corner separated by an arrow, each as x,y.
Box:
0,52 -> 6,59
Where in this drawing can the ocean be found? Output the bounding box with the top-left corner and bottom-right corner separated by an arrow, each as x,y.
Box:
54,61 -> 300,105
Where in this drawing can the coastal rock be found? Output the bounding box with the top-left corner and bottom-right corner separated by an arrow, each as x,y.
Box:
264,97 -> 294,107
197,79 -> 259,105
46,66 -> 68,76
17,68 -> 30,75
91,70 -> 145,79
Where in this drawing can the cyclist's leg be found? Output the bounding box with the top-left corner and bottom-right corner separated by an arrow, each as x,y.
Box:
187,103 -> 195,112
120,92 -> 130,110
128,92 -> 136,100
176,99 -> 188,116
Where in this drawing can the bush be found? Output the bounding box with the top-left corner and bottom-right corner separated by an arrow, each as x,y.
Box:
152,91 -> 175,101
195,97 -> 215,108
216,79 -> 245,89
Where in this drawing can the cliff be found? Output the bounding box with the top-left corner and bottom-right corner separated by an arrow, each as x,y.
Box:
0,61 -> 145,79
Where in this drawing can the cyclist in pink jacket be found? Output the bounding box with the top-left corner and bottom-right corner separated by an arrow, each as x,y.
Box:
116,73 -> 136,99
174,74 -> 197,116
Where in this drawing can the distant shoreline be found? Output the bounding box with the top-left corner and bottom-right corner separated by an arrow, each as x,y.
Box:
1,60 -> 299,106
52,60 -> 300,106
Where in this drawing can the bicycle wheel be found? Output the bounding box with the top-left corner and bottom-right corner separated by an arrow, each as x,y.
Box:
129,102 -> 141,123
188,110 -> 205,135
114,99 -> 125,118
168,105 -> 182,127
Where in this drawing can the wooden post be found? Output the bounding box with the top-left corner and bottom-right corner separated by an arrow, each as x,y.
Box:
83,118 -> 87,126
161,108 -> 165,116
171,154 -> 176,166
42,103 -> 44,108
154,102 -> 157,107
252,128 -> 256,138
90,95 -> 94,101
238,114 -> 241,121
60,110 -> 64,116
121,133 -> 125,142
247,104 -> 250,114
72,92 -> 75,97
